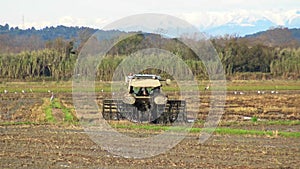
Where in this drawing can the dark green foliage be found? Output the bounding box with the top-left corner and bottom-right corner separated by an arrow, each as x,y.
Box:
0,48 -> 77,80
0,25 -> 299,81
212,36 -> 300,79
251,116 -> 258,122
0,24 -> 97,42
270,48 -> 300,78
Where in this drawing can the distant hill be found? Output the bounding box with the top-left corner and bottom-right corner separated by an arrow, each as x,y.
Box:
0,24 -> 124,53
0,24 -> 98,53
244,27 -> 300,47
1,23 -> 300,53
0,24 -> 97,41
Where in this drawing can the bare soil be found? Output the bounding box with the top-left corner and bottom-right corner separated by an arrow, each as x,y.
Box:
1,91 -> 300,168
1,124 -> 300,169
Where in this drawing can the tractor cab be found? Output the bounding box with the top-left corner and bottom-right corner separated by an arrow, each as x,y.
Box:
127,74 -> 162,98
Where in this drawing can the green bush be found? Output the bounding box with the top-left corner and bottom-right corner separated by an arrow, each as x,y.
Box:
251,116 -> 258,122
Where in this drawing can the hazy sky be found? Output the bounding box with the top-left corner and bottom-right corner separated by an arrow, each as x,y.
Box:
1,0 -> 300,29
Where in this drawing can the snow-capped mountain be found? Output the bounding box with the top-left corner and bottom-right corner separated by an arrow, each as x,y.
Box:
182,9 -> 300,37
203,18 -> 276,37
286,11 -> 300,28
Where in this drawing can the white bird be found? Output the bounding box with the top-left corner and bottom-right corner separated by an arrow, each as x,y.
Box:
243,116 -> 252,120
239,92 -> 244,95
22,90 -> 25,94
14,91 -> 17,94
271,90 -> 275,94
234,91 -> 237,95
204,85 -> 210,90
101,89 -> 104,92
48,90 -> 51,93
4,89 -> 8,94
257,91 -> 261,94
50,92 -> 54,102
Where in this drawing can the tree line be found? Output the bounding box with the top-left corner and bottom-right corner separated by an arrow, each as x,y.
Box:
0,33 -> 299,81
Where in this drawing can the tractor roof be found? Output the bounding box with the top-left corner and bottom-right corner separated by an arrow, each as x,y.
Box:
130,78 -> 161,88
126,74 -> 162,87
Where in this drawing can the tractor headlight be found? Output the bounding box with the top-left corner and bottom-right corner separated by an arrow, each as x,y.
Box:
154,95 -> 167,105
123,94 -> 135,104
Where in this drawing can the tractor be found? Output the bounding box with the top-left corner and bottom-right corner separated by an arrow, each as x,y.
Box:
102,74 -> 186,123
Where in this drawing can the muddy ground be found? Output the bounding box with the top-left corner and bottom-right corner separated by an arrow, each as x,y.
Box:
1,91 -> 300,168
1,124 -> 299,169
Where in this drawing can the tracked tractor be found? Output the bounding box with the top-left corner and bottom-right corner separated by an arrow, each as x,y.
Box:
102,74 -> 186,123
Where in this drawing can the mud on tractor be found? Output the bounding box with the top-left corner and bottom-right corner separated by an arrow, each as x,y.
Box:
102,74 -> 187,123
